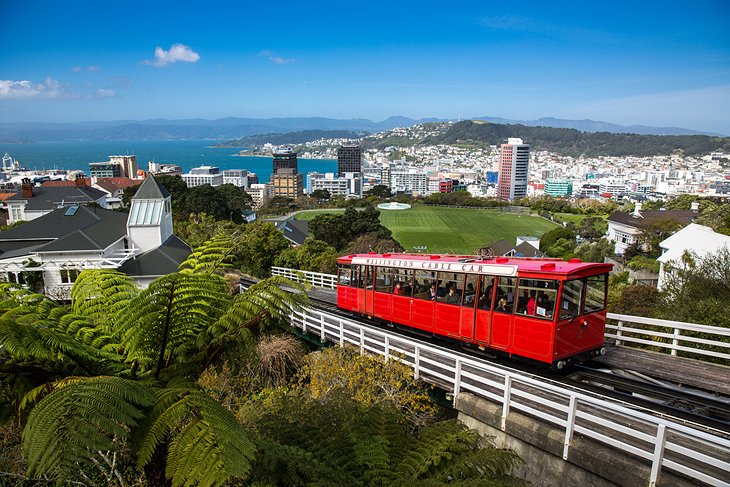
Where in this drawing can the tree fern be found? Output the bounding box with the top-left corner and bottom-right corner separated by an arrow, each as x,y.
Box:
22,376 -> 155,480
115,272 -> 230,378
71,269 -> 139,327
178,230 -> 242,275
135,385 -> 256,487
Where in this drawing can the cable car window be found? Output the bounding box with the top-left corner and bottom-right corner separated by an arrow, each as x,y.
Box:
560,279 -> 584,320
413,270 -> 438,300
584,274 -> 608,313
439,272 -> 463,305
494,277 -> 517,314
375,267 -> 393,292
354,266 -> 366,289
516,279 -> 558,319
392,268 -> 413,297
478,275 -> 502,310
462,274 -> 478,307
338,265 -> 352,286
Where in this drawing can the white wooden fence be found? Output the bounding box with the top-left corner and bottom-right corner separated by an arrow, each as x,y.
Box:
289,306 -> 730,487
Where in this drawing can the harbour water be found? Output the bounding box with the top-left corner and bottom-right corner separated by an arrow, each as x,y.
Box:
0,140 -> 337,184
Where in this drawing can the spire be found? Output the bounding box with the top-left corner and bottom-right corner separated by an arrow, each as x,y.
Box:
131,174 -> 170,200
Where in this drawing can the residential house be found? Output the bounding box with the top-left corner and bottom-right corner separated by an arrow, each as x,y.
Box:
0,175 -> 191,298
606,203 -> 697,255
6,178 -> 107,224
656,223 -> 730,290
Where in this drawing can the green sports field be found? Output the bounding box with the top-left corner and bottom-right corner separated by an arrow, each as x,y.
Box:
296,206 -> 558,254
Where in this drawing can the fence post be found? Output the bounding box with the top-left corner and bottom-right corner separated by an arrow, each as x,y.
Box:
501,375 -> 512,431
339,319 -> 344,346
320,314 -> 326,342
414,346 -> 420,380
384,336 -> 390,362
360,328 -> 365,355
616,320 -> 624,347
649,424 -> 667,487
454,359 -> 462,396
563,396 -> 578,460
671,328 -> 680,357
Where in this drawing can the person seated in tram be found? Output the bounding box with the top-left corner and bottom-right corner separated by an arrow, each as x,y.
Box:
526,290 -> 537,315
393,282 -> 403,295
444,286 -> 460,304
495,298 -> 510,313
480,278 -> 504,309
536,293 -> 552,317
464,283 -> 476,304
428,283 -> 439,300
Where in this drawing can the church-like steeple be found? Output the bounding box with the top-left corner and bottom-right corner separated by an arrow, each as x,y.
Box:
127,175 -> 174,253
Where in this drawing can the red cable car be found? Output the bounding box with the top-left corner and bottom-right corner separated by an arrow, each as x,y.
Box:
336,253 -> 612,367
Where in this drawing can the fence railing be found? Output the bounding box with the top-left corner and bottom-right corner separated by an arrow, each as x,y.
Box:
606,313 -> 730,362
289,306 -> 730,487
271,267 -> 338,289
274,268 -> 730,363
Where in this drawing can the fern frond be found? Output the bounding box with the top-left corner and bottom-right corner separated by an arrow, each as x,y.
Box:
71,269 -> 139,326
22,376 -> 155,479
179,231 -> 243,275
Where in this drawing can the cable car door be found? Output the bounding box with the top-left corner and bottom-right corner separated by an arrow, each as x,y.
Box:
364,265 -> 375,315
473,275 -> 492,346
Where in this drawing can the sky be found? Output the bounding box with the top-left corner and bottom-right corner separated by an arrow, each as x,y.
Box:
1,0 -> 730,134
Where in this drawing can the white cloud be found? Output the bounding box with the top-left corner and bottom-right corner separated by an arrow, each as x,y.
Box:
71,66 -> 81,72
71,65 -> 100,72
86,65 -> 99,72
145,43 -> 200,67
0,78 -> 73,99
259,50 -> 294,64
95,88 -> 116,98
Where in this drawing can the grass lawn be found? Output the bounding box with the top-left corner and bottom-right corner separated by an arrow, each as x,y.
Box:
379,206 -> 558,254
294,209 -> 346,221
553,212 -> 609,233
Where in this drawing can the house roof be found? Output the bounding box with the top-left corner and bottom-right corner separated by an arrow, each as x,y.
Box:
488,238 -> 545,258
41,178 -> 92,187
132,175 -> 170,199
118,235 -> 192,277
0,193 -> 17,202
274,218 -> 309,246
0,206 -> 128,255
657,223 -> 730,264
6,186 -> 107,211
607,210 -> 697,230
95,177 -> 141,193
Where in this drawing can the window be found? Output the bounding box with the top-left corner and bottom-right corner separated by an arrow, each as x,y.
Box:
60,268 -> 80,284
462,274 -> 478,307
337,265 -> 352,286
494,277 -> 517,314
559,279 -> 584,320
413,270 -> 438,301
392,268 -> 413,297
584,274 -> 608,313
375,267 -> 393,292
11,207 -> 22,220
517,279 -> 558,320
439,272 -> 463,306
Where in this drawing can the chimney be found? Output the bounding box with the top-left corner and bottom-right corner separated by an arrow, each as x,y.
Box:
21,178 -> 33,198
690,201 -> 699,212
75,176 -> 88,188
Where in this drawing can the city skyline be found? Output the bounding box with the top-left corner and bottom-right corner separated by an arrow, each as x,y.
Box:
1,1 -> 729,134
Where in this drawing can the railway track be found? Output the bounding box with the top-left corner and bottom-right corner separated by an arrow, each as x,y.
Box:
242,278 -> 730,436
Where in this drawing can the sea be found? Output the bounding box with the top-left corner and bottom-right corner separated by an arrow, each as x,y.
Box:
0,140 -> 337,187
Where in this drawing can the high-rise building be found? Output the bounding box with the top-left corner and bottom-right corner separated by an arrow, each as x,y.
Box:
544,179 -> 573,197
337,145 -> 362,177
271,168 -> 303,199
272,148 -> 298,175
497,138 -> 530,201
89,162 -> 122,178
109,155 -> 137,179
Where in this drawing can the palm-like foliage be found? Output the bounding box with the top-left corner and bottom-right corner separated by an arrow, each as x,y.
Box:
242,389 -> 522,487
0,230 -> 312,486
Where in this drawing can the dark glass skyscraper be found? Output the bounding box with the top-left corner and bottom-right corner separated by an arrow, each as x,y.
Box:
273,148 -> 298,174
337,145 -> 362,177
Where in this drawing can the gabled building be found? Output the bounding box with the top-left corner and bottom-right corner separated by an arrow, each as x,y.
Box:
656,223 -> 730,290
482,237 -> 544,258
606,203 -> 697,255
0,175 -> 191,298
6,178 -> 107,224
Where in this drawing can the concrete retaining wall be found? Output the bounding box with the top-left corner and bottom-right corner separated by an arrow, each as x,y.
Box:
455,392 -> 695,487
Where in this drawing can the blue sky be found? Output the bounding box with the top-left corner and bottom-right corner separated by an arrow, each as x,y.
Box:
2,0 -> 729,134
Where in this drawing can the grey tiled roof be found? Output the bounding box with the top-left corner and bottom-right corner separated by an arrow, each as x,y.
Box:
274,219 -> 309,246
6,186 -> 106,211
0,206 -> 127,253
132,175 -> 170,199
118,235 -> 192,277
607,210 -> 696,229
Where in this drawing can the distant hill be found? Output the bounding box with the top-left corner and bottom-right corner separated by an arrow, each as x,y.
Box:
0,115 -> 720,142
422,120 -> 730,157
214,129 -> 368,147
